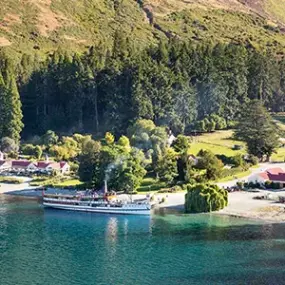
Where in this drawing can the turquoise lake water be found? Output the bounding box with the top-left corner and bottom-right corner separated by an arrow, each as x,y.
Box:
1,195 -> 285,285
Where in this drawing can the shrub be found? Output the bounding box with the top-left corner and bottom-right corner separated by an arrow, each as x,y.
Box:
232,145 -> 243,150
247,155 -> 259,165
264,181 -> 271,189
196,150 -> 224,180
245,181 -> 262,189
0,137 -> 18,153
0,177 -> 24,184
70,162 -> 79,173
195,120 -> 206,132
21,144 -> 42,159
236,181 -> 244,189
232,154 -> 245,167
210,114 -> 227,130
216,154 -> 233,165
185,183 -> 228,213
42,130 -> 58,146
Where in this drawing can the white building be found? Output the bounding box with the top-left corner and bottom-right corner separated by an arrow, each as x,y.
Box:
0,160 -> 11,171
248,168 -> 285,186
60,162 -> 70,174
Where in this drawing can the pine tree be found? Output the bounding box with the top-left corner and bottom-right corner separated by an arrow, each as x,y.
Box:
3,72 -> 24,142
235,100 -> 279,160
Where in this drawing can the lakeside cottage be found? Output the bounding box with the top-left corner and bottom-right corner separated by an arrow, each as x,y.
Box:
0,159 -> 70,174
37,161 -> 61,172
0,160 -> 11,171
12,160 -> 37,171
248,168 -> 285,187
60,162 -> 70,174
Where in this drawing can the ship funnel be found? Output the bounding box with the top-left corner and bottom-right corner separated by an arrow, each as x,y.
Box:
104,180 -> 108,194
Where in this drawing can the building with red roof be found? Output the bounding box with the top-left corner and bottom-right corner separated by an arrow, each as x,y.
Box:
0,158 -> 70,174
37,161 -> 61,172
0,160 -> 11,171
59,162 -> 70,174
248,168 -> 285,186
11,160 -> 37,170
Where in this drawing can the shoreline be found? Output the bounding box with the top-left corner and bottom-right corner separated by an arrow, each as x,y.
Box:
2,181 -> 285,223
156,191 -> 285,223
0,176 -> 39,196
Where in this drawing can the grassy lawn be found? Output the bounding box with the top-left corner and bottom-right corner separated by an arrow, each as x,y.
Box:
54,179 -> 83,187
216,170 -> 251,183
189,129 -> 285,162
137,177 -> 167,194
30,176 -> 83,188
0,176 -> 24,184
189,130 -> 246,156
271,148 -> 285,162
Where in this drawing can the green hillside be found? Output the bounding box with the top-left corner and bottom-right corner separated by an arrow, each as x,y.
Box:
2,0 -> 285,56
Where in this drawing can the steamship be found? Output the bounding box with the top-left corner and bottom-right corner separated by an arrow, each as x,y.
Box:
42,181 -> 153,215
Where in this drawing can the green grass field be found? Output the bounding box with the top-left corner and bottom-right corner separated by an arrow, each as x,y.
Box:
190,129 -> 285,162
189,130 -> 246,156
30,176 -> 82,188
137,177 -> 167,194
216,170 -> 251,183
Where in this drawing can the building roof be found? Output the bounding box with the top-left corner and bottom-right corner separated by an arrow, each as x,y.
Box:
258,172 -> 270,180
37,161 -> 60,170
257,168 -> 285,183
60,162 -> 69,169
267,168 -> 284,175
0,160 -> 9,167
12,160 -> 35,167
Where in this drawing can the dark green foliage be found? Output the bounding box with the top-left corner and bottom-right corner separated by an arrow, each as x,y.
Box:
0,38 -> 285,143
156,148 -> 178,183
0,57 -> 23,142
41,130 -> 59,146
78,139 -> 102,184
264,181 -> 282,190
235,100 -> 279,160
78,134 -> 146,192
194,114 -> 227,133
209,114 -> 227,130
232,154 -> 245,168
21,144 -> 42,159
172,135 -> 191,153
246,155 -> 259,166
185,183 -> 228,213
0,137 -> 18,153
196,150 -> 224,180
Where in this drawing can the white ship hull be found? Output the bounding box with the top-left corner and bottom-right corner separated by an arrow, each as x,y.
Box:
43,202 -> 151,215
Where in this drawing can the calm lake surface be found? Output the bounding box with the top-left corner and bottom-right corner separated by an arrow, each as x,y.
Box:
1,195 -> 285,285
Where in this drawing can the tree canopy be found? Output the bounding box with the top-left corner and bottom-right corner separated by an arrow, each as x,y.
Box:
185,183 -> 228,213
0,39 -> 283,142
235,100 -> 279,160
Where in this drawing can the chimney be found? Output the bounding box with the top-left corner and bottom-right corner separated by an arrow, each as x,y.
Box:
104,180 -> 108,194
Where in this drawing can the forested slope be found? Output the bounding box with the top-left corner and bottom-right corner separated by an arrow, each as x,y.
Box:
1,0 -> 285,141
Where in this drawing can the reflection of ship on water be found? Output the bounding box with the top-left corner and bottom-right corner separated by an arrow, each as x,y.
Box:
42,180 -> 155,215
106,217 -> 118,244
